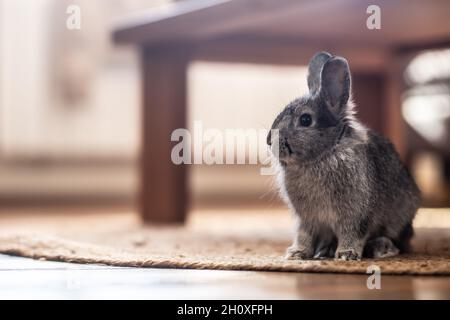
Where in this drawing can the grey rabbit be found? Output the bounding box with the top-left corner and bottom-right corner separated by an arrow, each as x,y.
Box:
267,52 -> 421,261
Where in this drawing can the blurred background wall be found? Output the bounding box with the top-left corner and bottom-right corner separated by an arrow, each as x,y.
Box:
0,0 -> 153,205
0,0 -> 449,209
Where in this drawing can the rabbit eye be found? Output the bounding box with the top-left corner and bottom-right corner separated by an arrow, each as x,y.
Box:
299,114 -> 312,127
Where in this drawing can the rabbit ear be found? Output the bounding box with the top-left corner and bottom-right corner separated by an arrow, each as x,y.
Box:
307,52 -> 332,94
319,56 -> 351,115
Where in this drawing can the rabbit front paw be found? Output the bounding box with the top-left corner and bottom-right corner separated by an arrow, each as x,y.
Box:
285,245 -> 314,260
335,248 -> 361,261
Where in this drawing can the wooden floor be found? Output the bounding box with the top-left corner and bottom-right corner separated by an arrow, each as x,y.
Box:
0,254 -> 449,299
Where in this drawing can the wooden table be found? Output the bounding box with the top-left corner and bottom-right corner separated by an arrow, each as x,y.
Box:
113,0 -> 450,223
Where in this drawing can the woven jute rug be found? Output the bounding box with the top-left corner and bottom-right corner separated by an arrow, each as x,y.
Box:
0,208 -> 449,275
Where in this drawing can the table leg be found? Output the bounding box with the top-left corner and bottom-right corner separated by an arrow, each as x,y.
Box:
140,46 -> 189,223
